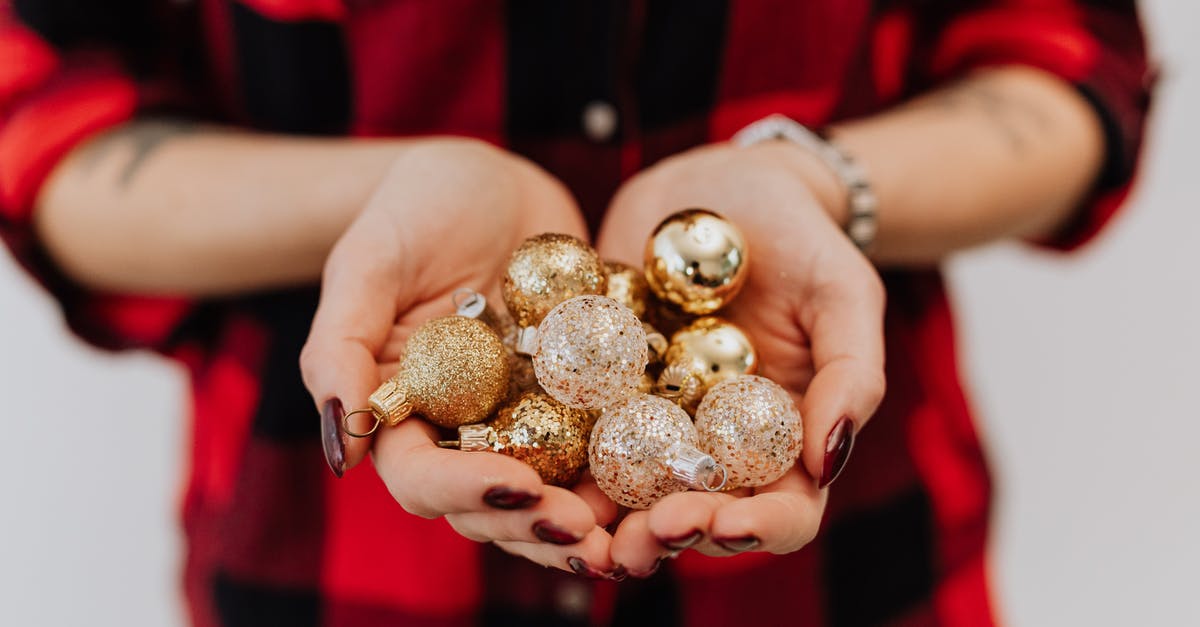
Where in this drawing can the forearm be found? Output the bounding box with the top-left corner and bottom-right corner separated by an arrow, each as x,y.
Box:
774,66 -> 1106,265
33,121 -> 404,295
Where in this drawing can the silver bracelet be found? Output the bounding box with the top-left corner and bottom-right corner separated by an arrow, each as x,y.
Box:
732,114 -> 877,254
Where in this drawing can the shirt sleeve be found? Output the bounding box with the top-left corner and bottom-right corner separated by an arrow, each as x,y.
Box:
0,7 -> 192,351
913,0 -> 1153,251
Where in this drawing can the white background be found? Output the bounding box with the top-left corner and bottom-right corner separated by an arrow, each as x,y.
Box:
0,2 -> 1196,625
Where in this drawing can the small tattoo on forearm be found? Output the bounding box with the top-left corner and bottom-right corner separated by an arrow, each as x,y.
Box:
79,118 -> 198,187
913,81 -> 1052,155
116,119 -> 198,186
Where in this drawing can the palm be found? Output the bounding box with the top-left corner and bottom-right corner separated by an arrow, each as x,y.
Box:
596,143 -> 885,569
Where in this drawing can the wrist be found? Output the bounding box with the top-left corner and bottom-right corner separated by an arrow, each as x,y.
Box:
740,140 -> 849,229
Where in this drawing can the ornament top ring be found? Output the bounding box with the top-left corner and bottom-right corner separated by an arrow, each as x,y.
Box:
644,208 -> 748,315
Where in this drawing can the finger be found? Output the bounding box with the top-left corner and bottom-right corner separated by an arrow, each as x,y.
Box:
494,527 -> 619,579
709,469 -> 826,555
372,419 -> 546,518
644,490 -> 739,551
570,470 -> 620,528
300,230 -> 409,474
798,262 -> 887,488
610,510 -> 672,577
444,485 -> 596,545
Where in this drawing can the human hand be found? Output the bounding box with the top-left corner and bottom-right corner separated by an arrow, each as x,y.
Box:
301,138 -> 619,577
594,142 -> 886,576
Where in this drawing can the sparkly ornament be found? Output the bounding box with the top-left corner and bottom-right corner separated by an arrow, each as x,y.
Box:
342,316 -> 509,436
519,295 -> 648,410
503,233 -> 606,329
656,317 -> 757,408
694,375 -> 803,488
454,289 -> 541,396
645,208 -> 749,315
604,261 -> 650,319
589,394 -> 728,509
438,392 -> 590,487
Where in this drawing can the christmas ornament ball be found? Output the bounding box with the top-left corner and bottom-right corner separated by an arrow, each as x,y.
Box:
644,209 -> 748,315
532,295 -> 648,410
388,316 -> 510,428
694,375 -> 803,488
503,233 -> 607,328
454,392 -> 590,487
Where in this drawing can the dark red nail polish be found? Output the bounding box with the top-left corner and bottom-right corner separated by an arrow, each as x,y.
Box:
321,400 -> 346,478
657,529 -> 703,551
819,417 -> 856,489
567,557 -> 607,580
533,520 -> 582,545
714,536 -> 760,553
608,565 -> 628,582
629,557 -> 664,579
483,487 -> 541,510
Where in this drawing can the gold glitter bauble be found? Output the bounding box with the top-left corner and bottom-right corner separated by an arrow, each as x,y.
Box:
503,233 -> 607,328
657,317 -> 757,407
590,394 -> 727,509
453,289 -> 541,397
531,295 -> 648,410
376,316 -> 509,428
644,208 -> 748,315
694,375 -> 803,488
604,260 -> 650,318
446,392 -> 590,487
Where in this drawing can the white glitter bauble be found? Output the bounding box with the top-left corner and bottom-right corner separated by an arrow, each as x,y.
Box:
532,295 -> 648,410
694,375 -> 803,488
589,394 -> 725,509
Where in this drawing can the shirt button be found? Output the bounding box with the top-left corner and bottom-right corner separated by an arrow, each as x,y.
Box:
582,100 -> 618,142
555,580 -> 592,618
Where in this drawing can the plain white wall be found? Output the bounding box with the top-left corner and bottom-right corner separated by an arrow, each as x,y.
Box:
0,2 -> 1195,625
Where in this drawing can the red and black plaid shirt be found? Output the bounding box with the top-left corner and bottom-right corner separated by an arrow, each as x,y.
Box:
1,1 -> 1150,625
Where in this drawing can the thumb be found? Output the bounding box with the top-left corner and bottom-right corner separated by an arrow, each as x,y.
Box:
301,239 -> 404,476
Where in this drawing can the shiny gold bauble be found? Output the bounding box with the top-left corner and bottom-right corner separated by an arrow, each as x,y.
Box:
447,392 -> 590,487
375,316 -> 510,428
657,317 -> 757,407
503,233 -> 607,328
644,208 -> 748,315
604,260 -> 651,318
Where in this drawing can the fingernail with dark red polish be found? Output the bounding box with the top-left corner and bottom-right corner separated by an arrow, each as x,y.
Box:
608,565 -> 628,582
629,557 -> 664,579
819,417 -> 856,489
533,520 -> 582,545
321,399 -> 346,478
567,557 -> 607,580
715,536 -> 760,553
658,529 -> 703,551
483,487 -> 541,510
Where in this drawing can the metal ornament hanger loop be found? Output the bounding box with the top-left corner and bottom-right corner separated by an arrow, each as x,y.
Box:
342,407 -> 381,438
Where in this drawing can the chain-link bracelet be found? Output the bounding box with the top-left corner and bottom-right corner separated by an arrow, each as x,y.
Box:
732,114 -> 877,254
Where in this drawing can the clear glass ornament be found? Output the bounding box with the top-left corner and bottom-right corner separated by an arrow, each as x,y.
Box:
694,375 -> 803,488
520,295 -> 648,410
589,394 -> 727,509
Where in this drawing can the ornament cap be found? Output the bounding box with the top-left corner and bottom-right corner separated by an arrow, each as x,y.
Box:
458,423 -> 498,452
369,378 -> 413,427
453,288 -> 488,319
644,323 -> 669,363
666,442 -> 728,492
657,362 -> 704,405
515,326 -> 539,356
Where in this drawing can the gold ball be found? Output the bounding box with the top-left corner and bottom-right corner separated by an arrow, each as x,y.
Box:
398,316 -> 510,427
664,317 -> 757,391
489,392 -> 591,487
644,208 -> 748,315
503,233 -> 607,328
603,260 -> 650,318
